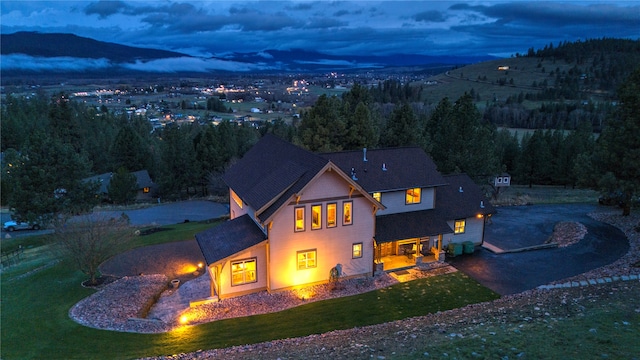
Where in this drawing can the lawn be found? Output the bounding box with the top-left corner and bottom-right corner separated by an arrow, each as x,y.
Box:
1,222 -> 499,360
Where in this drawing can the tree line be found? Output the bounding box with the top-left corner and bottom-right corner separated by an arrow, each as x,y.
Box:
2,68 -> 639,223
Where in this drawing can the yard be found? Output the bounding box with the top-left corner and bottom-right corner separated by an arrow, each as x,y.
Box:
1,221 -> 498,360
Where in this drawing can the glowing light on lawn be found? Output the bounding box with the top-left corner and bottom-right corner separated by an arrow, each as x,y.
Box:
295,288 -> 316,301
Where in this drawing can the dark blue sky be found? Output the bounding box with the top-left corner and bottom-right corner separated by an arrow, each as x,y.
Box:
2,1 -> 639,72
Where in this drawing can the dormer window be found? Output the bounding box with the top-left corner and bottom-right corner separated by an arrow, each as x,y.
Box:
405,188 -> 421,204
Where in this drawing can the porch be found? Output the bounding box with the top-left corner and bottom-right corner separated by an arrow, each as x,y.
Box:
374,236 -> 444,272
376,253 -> 439,271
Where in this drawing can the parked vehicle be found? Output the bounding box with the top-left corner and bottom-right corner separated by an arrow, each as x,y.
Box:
3,220 -> 40,232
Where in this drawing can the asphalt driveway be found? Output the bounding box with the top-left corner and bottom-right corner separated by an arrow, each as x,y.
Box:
447,204 -> 628,295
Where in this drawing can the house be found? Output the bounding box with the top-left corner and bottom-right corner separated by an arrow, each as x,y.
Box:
494,173 -> 511,187
84,169 -> 157,202
195,135 -> 494,300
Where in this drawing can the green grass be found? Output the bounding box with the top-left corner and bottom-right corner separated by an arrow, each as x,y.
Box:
491,185 -> 599,206
1,240 -> 498,360
402,292 -> 640,359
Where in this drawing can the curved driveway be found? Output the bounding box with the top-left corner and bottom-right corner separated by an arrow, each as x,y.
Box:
97,200 -> 228,226
447,204 -> 628,295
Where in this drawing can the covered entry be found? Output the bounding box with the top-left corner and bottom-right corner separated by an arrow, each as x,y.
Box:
374,209 -> 452,271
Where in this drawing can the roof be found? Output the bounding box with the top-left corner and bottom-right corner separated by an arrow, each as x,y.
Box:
84,169 -> 155,194
223,134 -> 330,223
436,173 -> 496,219
375,209 -> 453,243
195,214 -> 267,265
321,147 -> 447,193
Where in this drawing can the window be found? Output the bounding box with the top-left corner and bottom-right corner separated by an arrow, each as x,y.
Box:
352,243 -> 363,258
327,203 -> 337,228
311,204 -> 322,230
295,207 -> 305,232
231,258 -> 257,286
343,201 -> 353,225
406,188 -> 421,204
454,219 -> 466,234
143,187 -> 150,193
297,249 -> 317,270
372,192 -> 381,202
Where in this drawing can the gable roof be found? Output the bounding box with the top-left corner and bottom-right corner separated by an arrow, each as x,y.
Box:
195,214 -> 267,265
223,134 -> 383,223
436,173 -> 496,219
321,147 -> 447,193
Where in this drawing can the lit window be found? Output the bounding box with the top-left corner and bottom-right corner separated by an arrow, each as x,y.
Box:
311,205 -> 322,230
372,192 -> 381,202
352,243 -> 363,258
231,258 -> 257,286
231,190 -> 243,209
327,203 -> 337,228
406,188 -> 421,204
143,187 -> 150,193
295,207 -> 305,232
454,219 -> 466,234
297,249 -> 317,270
343,201 -> 353,225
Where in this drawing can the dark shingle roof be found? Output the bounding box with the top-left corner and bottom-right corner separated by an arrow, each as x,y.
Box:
436,173 -> 496,219
223,134 -> 329,222
321,147 -> 447,192
195,214 -> 267,265
375,209 -> 453,243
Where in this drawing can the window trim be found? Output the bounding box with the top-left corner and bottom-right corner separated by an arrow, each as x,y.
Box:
297,249 -> 317,270
352,242 -> 363,259
342,200 -> 353,226
294,206 -> 305,232
326,202 -> 337,228
230,257 -> 257,286
311,204 -> 322,230
405,187 -> 422,205
454,219 -> 466,234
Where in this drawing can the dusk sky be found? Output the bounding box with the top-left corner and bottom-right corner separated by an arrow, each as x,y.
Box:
1,1 -> 639,72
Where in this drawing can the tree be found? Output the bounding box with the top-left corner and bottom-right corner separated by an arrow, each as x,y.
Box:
108,167 -> 138,205
579,67 -> 640,215
53,214 -> 134,285
296,94 -> 346,152
380,102 -> 426,148
6,131 -> 98,225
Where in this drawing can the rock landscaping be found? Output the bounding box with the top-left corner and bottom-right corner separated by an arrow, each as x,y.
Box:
68,208 -> 640,358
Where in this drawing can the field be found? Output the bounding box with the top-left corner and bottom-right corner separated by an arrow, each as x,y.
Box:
490,185 -> 600,206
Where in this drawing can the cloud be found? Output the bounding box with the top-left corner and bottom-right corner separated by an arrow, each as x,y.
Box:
84,0 -> 130,19
413,10 -> 447,23
1,54 -> 112,71
121,57 -> 272,72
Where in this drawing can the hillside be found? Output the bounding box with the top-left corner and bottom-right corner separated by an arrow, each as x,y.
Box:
416,38 -> 640,109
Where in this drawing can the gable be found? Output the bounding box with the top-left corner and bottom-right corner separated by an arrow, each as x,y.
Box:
223,134 -> 329,221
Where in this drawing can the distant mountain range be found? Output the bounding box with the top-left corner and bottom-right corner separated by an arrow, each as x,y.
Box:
1,31 -> 498,76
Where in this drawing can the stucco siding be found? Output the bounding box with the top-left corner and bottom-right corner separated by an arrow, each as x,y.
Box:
445,217 -> 485,245
217,243 -> 268,298
376,187 -> 435,215
267,170 -> 375,291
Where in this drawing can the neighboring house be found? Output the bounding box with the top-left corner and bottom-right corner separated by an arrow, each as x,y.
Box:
196,135 -> 494,300
84,170 -> 157,202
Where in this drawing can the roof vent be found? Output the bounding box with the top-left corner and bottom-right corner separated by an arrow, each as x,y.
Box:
459,186 -> 464,193
480,200 -> 485,208
351,167 -> 358,181
363,147 -> 368,162
382,163 -> 387,171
